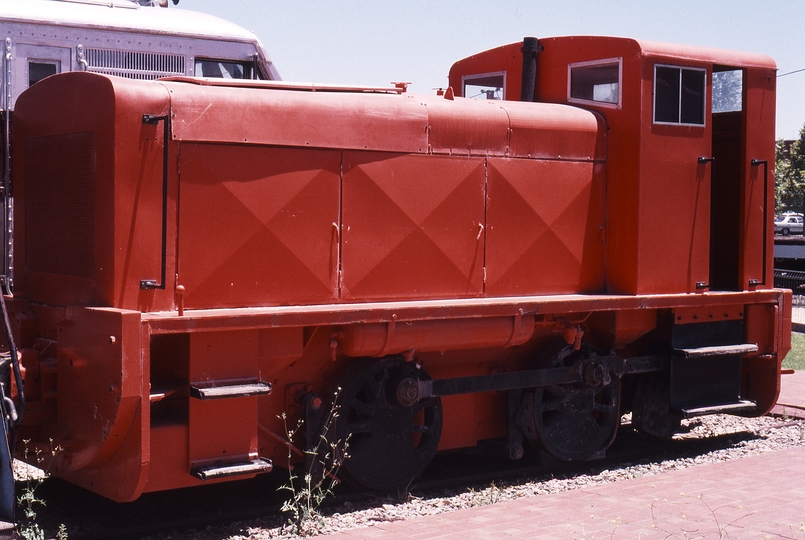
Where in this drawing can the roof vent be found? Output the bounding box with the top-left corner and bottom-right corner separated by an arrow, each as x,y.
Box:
84,48 -> 185,79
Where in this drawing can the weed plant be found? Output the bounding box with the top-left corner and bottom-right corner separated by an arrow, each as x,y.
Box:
468,481 -> 502,507
278,389 -> 349,537
16,439 -> 65,540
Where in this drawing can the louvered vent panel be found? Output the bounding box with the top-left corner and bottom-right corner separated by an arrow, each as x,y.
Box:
25,132 -> 96,277
85,49 -> 185,80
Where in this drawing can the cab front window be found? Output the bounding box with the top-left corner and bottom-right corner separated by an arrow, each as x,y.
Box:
568,58 -> 621,107
194,58 -> 260,79
462,72 -> 506,100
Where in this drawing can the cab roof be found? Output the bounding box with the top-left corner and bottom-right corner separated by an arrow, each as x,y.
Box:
540,36 -> 777,70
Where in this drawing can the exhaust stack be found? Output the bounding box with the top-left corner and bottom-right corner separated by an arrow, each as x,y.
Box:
520,37 -> 542,102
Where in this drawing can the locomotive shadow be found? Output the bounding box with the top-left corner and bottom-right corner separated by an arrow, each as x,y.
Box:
20,467 -> 291,539
413,422 -> 762,490
23,422 -> 765,539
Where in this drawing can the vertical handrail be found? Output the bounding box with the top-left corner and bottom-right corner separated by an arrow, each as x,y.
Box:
2,110 -> 8,287
3,37 -> 12,289
751,159 -> 768,286
0,33 -> 23,433
140,114 -> 169,290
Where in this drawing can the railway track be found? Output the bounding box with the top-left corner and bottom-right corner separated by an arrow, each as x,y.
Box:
24,415 -> 804,540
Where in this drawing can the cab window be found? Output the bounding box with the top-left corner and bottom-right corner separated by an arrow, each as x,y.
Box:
712,69 -> 742,113
462,72 -> 505,100
654,65 -> 706,125
568,58 -> 621,107
194,58 -> 259,79
29,61 -> 58,87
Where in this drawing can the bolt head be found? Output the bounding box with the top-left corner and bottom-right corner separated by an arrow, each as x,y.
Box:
585,363 -> 605,386
507,444 -> 525,461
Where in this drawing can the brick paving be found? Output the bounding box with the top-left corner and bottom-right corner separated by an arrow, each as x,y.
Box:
773,368 -> 805,419
323,371 -> 805,539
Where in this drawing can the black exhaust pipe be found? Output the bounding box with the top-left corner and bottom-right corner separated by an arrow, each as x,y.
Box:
520,37 -> 542,102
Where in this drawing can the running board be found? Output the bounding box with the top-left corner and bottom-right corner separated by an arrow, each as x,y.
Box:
190,381 -> 272,400
191,458 -> 273,481
673,343 -> 758,358
672,400 -> 757,418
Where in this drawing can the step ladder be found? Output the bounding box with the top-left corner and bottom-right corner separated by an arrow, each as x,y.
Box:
670,343 -> 758,418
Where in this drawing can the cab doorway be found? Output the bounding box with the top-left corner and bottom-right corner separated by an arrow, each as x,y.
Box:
709,67 -> 744,291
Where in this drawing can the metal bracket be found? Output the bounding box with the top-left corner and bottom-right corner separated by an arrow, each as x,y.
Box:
142,114 -> 164,124
672,400 -> 756,418
191,458 -> 272,481
673,343 -> 758,358
303,393 -> 325,479
506,390 -> 524,460
189,381 -> 272,400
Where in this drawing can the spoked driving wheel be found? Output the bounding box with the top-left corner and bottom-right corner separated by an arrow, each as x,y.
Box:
333,357 -> 442,491
524,343 -> 620,461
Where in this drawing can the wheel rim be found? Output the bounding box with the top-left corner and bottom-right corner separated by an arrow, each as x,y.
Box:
334,358 -> 442,490
528,345 -> 620,461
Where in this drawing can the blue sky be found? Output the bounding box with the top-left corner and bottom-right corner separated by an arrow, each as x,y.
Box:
180,0 -> 805,140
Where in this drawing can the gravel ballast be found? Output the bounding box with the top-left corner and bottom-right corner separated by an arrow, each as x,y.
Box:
145,414 -> 805,540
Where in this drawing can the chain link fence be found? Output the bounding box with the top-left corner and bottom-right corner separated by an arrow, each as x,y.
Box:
774,269 -> 805,324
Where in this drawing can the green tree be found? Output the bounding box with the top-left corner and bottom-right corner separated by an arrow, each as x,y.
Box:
776,124 -> 805,214
713,70 -> 742,113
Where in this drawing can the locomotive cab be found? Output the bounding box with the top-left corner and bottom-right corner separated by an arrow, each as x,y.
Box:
449,36 -> 776,296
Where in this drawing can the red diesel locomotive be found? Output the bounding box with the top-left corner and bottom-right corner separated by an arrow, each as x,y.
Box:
0,36 -> 789,503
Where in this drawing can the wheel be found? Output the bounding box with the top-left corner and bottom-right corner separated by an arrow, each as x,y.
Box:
631,373 -> 681,439
782,228 -> 790,236
523,343 -> 620,461
333,358 -> 442,490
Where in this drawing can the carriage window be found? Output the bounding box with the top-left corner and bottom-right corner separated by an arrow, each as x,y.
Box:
462,72 -> 505,100
712,69 -> 742,113
569,58 -> 621,107
28,62 -> 58,87
654,65 -> 706,125
195,58 -> 252,79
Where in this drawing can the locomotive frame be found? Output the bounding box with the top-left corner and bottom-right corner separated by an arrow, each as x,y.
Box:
0,34 -> 791,506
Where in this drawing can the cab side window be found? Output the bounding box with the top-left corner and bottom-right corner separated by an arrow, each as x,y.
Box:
654,65 -> 706,125
28,62 -> 58,87
712,69 -> 742,113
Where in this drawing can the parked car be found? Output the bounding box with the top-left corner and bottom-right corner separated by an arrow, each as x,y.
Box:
775,214 -> 804,235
